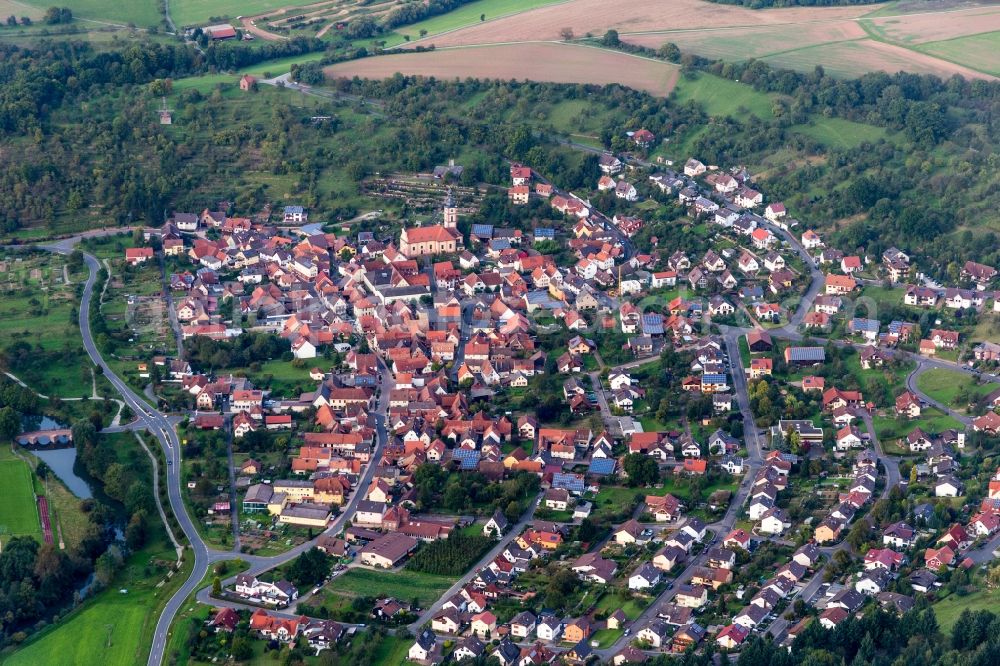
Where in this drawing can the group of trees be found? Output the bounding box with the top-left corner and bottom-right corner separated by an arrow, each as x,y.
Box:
184,332 -> 290,370
0,415 -> 151,647
203,37 -> 325,72
382,0 -> 478,29
406,531 -> 493,575
43,7 -> 72,24
284,547 -> 332,588
738,606 -> 1000,666
410,464 -> 539,522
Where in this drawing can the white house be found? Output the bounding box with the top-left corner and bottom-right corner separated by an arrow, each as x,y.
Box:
629,563 -> 662,591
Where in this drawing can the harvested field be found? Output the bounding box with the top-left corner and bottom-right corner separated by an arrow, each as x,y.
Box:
0,0 -> 44,20
326,43 -> 680,95
862,4 -> 1000,44
623,20 -> 866,61
409,0 -> 996,81
761,38 -> 995,80
418,0 -> 868,48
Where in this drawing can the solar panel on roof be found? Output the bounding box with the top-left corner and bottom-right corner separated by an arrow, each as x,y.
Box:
588,458 -> 616,475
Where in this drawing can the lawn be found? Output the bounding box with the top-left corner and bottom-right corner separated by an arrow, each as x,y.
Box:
594,590 -> 646,620
369,634 -> 412,666
916,368 -> 996,409
672,72 -> 775,119
791,117 -> 887,149
324,567 -> 452,606
0,448 -> 41,545
873,407 -> 963,442
933,588 -> 1000,633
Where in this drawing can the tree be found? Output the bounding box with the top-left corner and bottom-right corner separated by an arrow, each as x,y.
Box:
480,13 -> 485,21
602,29 -> 620,46
231,636 -> 253,660
622,453 -> 660,487
212,576 -> 222,595
287,547 -> 331,588
559,27 -> 573,41
0,406 -> 19,441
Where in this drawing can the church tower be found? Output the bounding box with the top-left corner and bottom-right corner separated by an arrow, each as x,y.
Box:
443,188 -> 458,228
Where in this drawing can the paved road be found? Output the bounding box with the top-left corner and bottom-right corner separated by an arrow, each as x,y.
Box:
37,236 -> 396,665
65,249 -> 212,666
409,490 -> 545,630
906,365 -> 973,425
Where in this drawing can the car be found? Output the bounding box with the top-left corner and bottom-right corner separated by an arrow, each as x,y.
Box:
624,629 -> 631,636
167,460 -> 173,465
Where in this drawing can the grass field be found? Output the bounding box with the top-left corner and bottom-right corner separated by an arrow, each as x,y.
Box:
0,251 -> 92,398
916,368 -> 997,408
623,21 -> 865,62
873,406 -> 963,442
323,567 -> 452,606
397,0 -> 565,42
933,587 -> 1000,633
916,30 -> 1000,76
761,37 -> 993,80
19,0 -> 163,27
0,448 -> 41,545
672,72 -> 775,119
0,0 -> 44,19
791,117 -> 888,149
7,593 -> 149,666
170,0 -> 299,28
6,433 -> 187,666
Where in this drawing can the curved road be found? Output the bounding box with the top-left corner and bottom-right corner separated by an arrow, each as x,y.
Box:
30,172 -> 1000,662
39,237 -> 395,665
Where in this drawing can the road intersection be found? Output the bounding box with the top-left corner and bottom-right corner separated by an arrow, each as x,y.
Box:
24,205 -> 1000,664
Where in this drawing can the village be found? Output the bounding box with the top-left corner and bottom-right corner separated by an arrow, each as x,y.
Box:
109,130 -> 1000,665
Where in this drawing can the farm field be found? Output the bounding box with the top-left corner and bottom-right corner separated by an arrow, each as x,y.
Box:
396,0 -> 566,41
0,0 -> 44,20
322,567 -> 452,606
0,447 -> 42,546
326,43 -> 680,96
915,31 -> 1000,76
19,0 -> 162,27
422,0 -> 868,48
405,0 -> 998,80
861,4 -> 1000,45
170,0 -> 310,28
623,20 -> 866,62
760,37 -> 994,80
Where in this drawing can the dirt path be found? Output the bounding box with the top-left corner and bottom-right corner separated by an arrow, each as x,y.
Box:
241,16 -> 287,41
